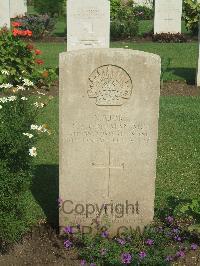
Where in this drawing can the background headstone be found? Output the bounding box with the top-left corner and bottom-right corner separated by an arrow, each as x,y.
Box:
154,0 -> 182,34
133,0 -> 153,7
10,0 -> 27,18
197,21 -> 200,87
0,0 -> 10,28
59,49 -> 161,235
67,0 -> 110,51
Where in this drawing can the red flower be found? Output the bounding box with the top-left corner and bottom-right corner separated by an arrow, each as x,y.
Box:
35,49 -> 42,55
12,28 -> 19,36
42,70 -> 49,78
12,29 -> 33,37
26,30 -> 32,37
12,21 -> 22,27
35,59 -> 44,65
27,44 -> 34,50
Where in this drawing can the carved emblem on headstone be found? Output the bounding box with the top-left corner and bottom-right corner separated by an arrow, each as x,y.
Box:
88,65 -> 133,106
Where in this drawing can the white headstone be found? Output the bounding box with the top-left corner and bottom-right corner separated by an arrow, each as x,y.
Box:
154,0 -> 182,34
59,49 -> 161,235
197,22 -> 200,87
0,0 -> 10,28
133,0 -> 153,7
10,0 -> 27,18
67,0 -> 110,51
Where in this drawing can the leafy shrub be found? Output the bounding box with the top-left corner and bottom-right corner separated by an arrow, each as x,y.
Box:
110,0 -> 139,40
133,5 -> 154,20
152,33 -> 187,43
0,95 -> 35,245
111,20 -> 139,40
0,27 -> 56,89
33,0 -> 65,16
183,0 -> 200,36
174,199 -> 200,234
16,15 -> 56,39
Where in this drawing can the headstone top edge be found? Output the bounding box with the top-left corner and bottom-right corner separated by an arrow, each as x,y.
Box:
59,49 -> 161,64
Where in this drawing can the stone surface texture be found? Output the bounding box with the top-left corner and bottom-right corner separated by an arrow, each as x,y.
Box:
0,0 -> 10,28
10,0 -> 27,18
154,0 -> 182,34
197,22 -> 200,87
67,0 -> 110,51
59,49 -> 161,235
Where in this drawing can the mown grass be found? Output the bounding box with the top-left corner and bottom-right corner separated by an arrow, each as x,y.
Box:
28,96 -> 200,226
36,42 -> 198,83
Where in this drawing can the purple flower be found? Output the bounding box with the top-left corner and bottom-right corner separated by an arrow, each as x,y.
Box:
173,228 -> 180,234
90,264 -> 96,266
166,255 -> 173,262
174,236 -> 182,242
64,239 -> 72,249
64,226 -> 73,234
146,239 -> 154,246
165,216 -> 174,224
80,260 -> 86,265
101,230 -> 109,238
58,197 -> 63,207
157,226 -> 163,232
121,253 -> 132,264
101,248 -> 107,256
176,250 -> 185,257
139,251 -> 147,259
117,238 -> 126,245
191,243 -> 198,250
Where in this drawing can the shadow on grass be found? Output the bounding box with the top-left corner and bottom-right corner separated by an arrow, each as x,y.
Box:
31,164 -> 59,228
172,67 -> 196,85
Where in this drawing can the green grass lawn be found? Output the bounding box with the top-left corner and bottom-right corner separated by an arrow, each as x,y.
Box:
28,96 -> 200,226
36,42 -> 198,83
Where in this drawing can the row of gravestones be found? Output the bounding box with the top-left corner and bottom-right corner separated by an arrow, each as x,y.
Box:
0,0 -> 192,35
59,1 -> 199,235
67,0 -> 199,85
0,0 -> 27,28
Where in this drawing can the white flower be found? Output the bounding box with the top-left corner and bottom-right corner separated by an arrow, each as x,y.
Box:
34,102 -> 45,108
30,124 -> 39,130
21,97 -> 28,101
37,91 -> 46,96
0,96 -> 17,103
0,83 -> 13,89
8,96 -> 17,101
23,79 -> 34,87
0,105 -> 2,109
23,133 -> 34,139
16,85 -> 26,91
1,70 -> 9,75
29,147 -> 37,157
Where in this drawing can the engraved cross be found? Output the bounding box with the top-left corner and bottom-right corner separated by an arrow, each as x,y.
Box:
92,149 -> 125,197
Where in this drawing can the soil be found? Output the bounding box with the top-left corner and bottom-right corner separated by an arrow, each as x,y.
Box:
1,81 -> 200,265
0,223 -> 199,266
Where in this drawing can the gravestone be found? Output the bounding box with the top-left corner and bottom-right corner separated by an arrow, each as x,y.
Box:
154,0 -> 182,34
59,49 -> 161,235
133,0 -> 153,7
67,0 -> 110,51
10,0 -> 27,18
0,0 -> 10,28
197,21 -> 200,87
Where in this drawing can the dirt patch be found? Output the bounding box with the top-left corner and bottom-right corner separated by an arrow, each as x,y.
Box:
0,224 -> 80,266
0,224 -> 199,266
161,81 -> 200,97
